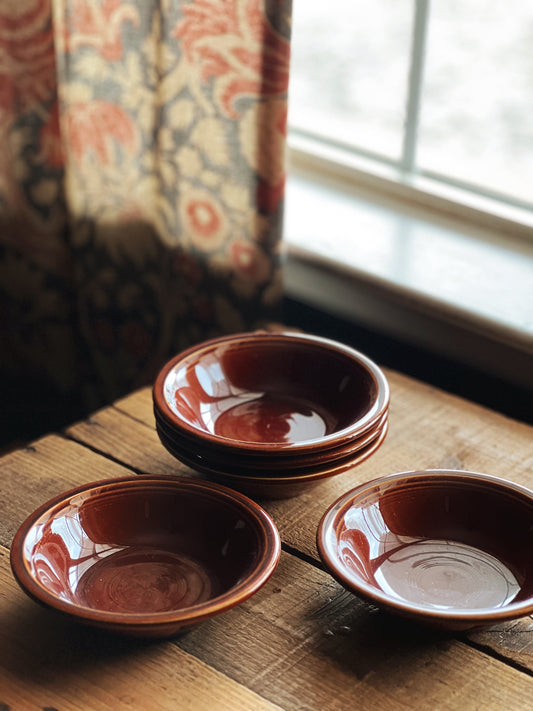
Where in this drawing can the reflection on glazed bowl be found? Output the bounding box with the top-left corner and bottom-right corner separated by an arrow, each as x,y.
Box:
153,331 -> 389,455
10,476 -> 280,637
317,470 -> 533,630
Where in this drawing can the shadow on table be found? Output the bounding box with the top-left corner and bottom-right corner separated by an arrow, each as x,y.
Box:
315,602 -> 454,681
1,599 -> 159,687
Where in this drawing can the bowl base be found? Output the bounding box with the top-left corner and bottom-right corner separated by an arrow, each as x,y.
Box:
370,538 -> 520,611
214,393 -> 331,444
77,547 -> 214,614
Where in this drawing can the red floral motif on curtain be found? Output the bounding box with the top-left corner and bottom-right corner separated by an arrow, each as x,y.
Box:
0,0 -> 60,218
65,100 -> 138,164
0,0 -> 292,443
174,0 -> 290,117
65,0 -> 140,59
0,1 -> 57,115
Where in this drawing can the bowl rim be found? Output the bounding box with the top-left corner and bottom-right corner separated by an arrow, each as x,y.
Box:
317,469 -> 533,625
153,330 -> 390,453
10,475 -> 281,631
155,402 -> 389,461
157,420 -> 389,484
155,412 -> 388,472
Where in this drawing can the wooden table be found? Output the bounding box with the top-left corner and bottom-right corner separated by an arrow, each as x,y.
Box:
1,368 -> 533,710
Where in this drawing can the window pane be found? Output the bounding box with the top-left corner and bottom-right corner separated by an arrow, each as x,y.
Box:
417,2 -> 533,207
289,1 -> 413,161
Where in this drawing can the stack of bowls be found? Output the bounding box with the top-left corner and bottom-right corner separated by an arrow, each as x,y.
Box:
153,331 -> 390,498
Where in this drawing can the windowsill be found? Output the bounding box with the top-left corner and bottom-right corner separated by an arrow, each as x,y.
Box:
283,166 -> 533,391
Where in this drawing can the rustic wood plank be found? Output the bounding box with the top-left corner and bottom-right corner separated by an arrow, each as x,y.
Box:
113,385 -> 157,427
175,551 -> 533,711
268,367 -> 533,556
68,371 -> 533,562
111,367 -> 533,496
0,546 -> 282,711
4,533 -> 532,711
0,435 -> 136,547
466,617 -> 533,673
7,370 -> 533,683
66,406 -> 193,478
65,373 -> 533,673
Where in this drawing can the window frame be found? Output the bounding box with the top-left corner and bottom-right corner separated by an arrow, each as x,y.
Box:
284,0 -> 533,394
287,0 -> 533,241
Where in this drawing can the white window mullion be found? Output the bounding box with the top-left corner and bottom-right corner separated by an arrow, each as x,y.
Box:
401,0 -> 430,174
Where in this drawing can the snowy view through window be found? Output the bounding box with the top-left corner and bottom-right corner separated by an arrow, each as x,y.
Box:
289,1 -> 533,211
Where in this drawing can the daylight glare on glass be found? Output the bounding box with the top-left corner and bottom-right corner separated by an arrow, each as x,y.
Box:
289,0 -> 533,209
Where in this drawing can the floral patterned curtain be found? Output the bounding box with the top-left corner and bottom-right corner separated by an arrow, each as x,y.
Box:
0,0 -> 291,440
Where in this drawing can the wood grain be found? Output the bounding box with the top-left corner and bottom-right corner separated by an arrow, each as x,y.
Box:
3,368 -> 533,710
0,435 -> 134,547
65,372 -> 533,673
95,371 -> 533,557
3,539 -> 532,711
176,551 -> 533,711
0,547 -> 282,711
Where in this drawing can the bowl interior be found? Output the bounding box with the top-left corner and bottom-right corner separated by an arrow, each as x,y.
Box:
15,478 -> 276,617
319,471 -> 533,620
159,334 -> 385,448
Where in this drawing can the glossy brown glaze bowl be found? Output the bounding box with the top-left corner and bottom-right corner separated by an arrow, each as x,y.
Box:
153,331 -> 389,456
160,423 -> 388,499
154,411 -> 388,474
10,476 -> 281,637
317,470 -> 533,630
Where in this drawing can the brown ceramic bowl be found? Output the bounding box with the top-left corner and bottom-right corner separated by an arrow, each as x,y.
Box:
154,411 -> 388,474
10,476 -> 281,637
317,470 -> 533,630
160,423 -> 388,500
153,331 -> 389,456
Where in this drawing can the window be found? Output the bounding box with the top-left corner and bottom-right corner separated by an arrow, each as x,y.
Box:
285,0 -> 533,393
288,0 -> 533,228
